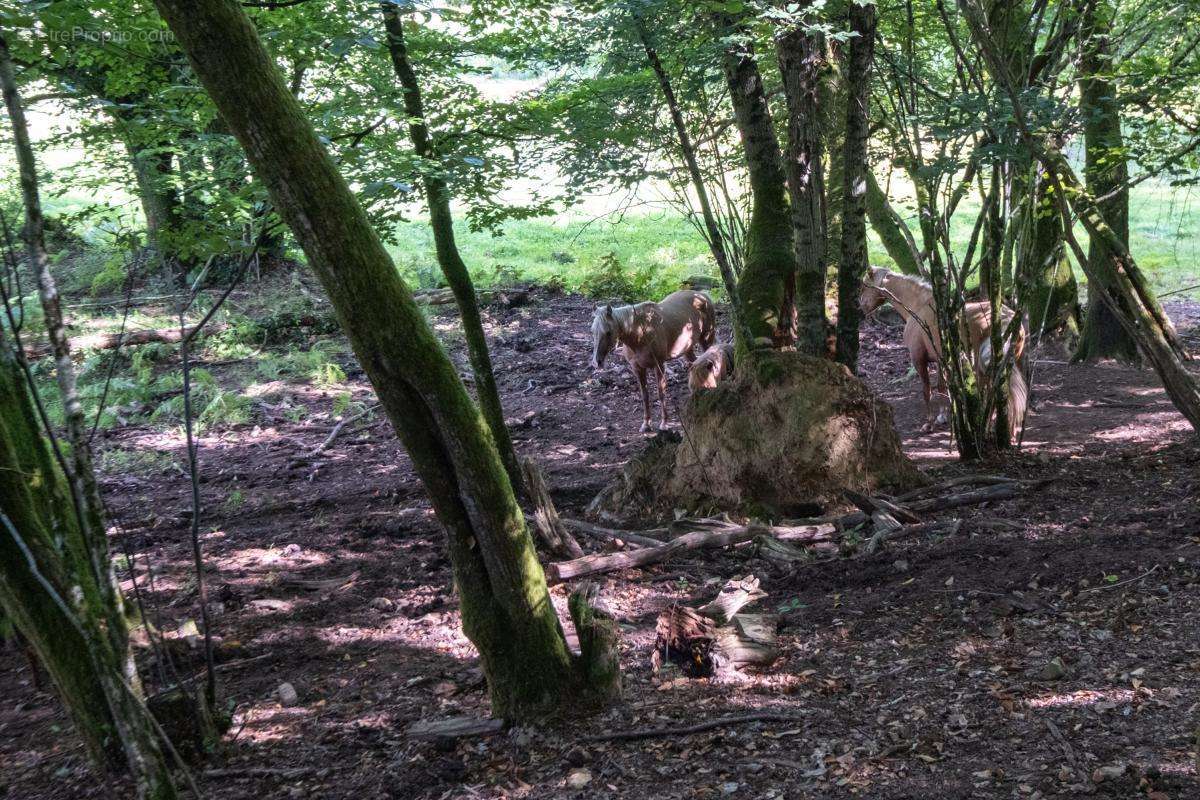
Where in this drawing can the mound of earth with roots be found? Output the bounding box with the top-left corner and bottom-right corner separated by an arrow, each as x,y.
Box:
590,351 -> 925,519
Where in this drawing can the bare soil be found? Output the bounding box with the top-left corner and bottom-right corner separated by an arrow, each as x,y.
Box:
3,290 -> 1199,800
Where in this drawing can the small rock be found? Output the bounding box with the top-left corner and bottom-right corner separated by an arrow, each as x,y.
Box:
370,596 -> 395,612
566,768 -> 592,789
1091,763 -> 1128,783
282,543 -> 302,556
721,782 -> 740,795
432,681 -> 457,698
892,559 -> 909,572
563,745 -> 590,767
277,682 -> 299,707
1038,657 -> 1068,681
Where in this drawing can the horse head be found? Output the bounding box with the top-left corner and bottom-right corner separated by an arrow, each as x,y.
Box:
590,304 -> 618,369
858,266 -> 893,318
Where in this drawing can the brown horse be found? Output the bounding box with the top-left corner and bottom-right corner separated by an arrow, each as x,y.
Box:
860,267 -> 1028,438
591,289 -> 716,432
688,342 -> 735,391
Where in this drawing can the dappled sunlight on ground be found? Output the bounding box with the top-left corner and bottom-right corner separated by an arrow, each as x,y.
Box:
4,292 -> 1198,799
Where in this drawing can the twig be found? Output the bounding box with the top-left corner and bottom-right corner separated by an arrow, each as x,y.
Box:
1079,564 -> 1159,594
1043,717 -> 1089,787
583,712 -> 806,743
1158,282 -> 1200,299
287,403 -> 380,467
88,262 -> 137,443
203,767 -> 316,779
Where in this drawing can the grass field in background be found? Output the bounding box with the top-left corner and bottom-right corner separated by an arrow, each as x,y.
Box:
383,180 -> 1200,301
387,211 -> 717,297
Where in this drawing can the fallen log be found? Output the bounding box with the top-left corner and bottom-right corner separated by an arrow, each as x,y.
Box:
415,285 -> 530,308
844,489 -> 922,524
895,474 -> 1017,502
407,716 -> 506,740
583,711 -> 806,743
546,525 -> 762,583
907,483 -> 1019,513
23,322 -> 231,359
561,518 -> 667,549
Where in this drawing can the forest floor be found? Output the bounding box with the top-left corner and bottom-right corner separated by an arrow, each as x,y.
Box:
2,287 -> 1200,800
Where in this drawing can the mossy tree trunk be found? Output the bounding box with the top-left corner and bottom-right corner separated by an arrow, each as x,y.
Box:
0,328 -> 123,771
864,169 -> 922,276
777,21 -> 829,356
1073,0 -> 1139,363
124,137 -> 180,257
1017,164 -> 1079,338
380,3 -> 524,498
718,15 -> 795,351
152,0 -> 617,717
634,13 -> 749,351
962,0 -> 1200,431
835,0 -> 876,371
819,12 -> 846,284
0,35 -> 177,799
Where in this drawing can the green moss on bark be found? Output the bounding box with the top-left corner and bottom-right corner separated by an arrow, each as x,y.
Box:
153,0 -> 612,718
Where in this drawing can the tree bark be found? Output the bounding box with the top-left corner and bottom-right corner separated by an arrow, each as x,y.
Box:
1073,0 -> 1140,363
777,22 -> 829,356
0,34 -> 178,799
864,169 -> 922,276
960,0 -> 1200,431
152,0 -> 617,717
1017,164 -> 1079,338
835,1 -> 876,371
0,328 -> 123,770
718,17 -> 795,349
380,3 -> 524,498
635,15 -> 750,351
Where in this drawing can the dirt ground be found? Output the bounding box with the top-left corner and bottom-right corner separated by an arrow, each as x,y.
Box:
3,289 -> 1199,800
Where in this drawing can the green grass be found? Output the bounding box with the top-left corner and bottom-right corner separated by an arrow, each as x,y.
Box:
384,180 -> 1199,302
867,178 -> 1200,299
387,212 -> 719,299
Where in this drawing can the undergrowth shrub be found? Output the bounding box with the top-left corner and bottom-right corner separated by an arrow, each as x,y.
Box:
578,251 -> 670,302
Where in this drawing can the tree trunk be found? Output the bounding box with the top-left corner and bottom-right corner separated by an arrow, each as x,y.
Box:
1016,164 -> 1079,338
0,329 -> 123,770
835,0 -> 876,371
635,14 -> 749,351
821,27 -> 846,283
151,0 -> 617,717
1073,0 -> 1140,363
1,35 -> 179,800
864,169 -> 922,276
718,17 -> 795,349
960,0 -> 1200,431
125,138 -> 178,254
777,22 -> 829,356
380,3 -> 524,499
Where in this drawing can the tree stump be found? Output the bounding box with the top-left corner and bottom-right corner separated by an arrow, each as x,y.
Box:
591,351 -> 924,519
652,576 -> 778,678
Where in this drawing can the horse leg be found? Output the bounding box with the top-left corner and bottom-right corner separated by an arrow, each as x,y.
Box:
656,364 -> 669,430
636,367 -> 652,433
915,353 -> 934,432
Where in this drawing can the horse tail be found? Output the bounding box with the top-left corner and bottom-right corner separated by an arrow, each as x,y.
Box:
1007,360 -> 1028,442
1007,318 -> 1030,442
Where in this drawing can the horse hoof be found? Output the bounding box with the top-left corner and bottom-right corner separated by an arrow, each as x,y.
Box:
639,423 -> 651,434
